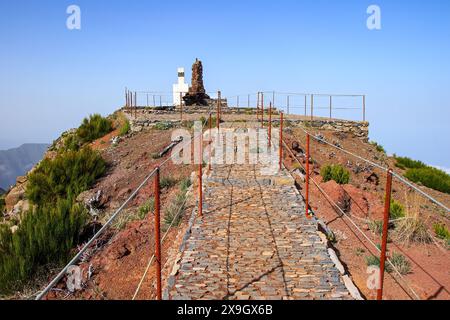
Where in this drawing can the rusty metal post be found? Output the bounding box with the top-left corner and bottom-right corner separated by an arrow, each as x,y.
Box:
310,94 -> 314,121
329,95 -> 332,119
208,113 -> 212,172
217,91 -> 221,130
268,102 -> 272,147
198,130 -> 203,217
363,95 -> 366,122
305,133 -> 310,218
377,169 -> 393,301
279,112 -> 283,170
154,167 -> 162,300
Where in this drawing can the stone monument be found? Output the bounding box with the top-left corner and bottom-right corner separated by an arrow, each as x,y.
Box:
183,58 -> 210,106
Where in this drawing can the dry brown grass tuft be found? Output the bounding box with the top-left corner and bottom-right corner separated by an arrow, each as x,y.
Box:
393,192 -> 432,245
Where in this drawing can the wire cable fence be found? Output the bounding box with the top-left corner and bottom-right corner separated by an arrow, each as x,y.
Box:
277,111 -> 449,300
35,101 -> 217,300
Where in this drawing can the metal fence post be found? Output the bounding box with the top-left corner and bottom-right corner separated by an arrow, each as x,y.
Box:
305,133 -> 310,218
268,102 -> 272,147
279,112 -> 283,170
153,95 -> 156,107
237,95 -> 239,108
154,167 -> 162,300
304,95 -> 307,117
257,92 -> 260,122
217,91 -> 221,130
310,94 -> 314,121
199,130 -> 203,217
363,95 -> 366,122
261,92 -> 264,127
329,95 -> 332,119
209,113 -> 212,172
147,94 -> 149,108
135,91 -> 137,119
378,169 -> 393,300
248,94 -> 250,108
287,95 -> 290,115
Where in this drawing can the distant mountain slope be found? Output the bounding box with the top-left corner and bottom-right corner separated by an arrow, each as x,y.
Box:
0,143 -> 49,190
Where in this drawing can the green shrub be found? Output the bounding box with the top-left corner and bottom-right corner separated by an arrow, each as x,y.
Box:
160,177 -> 177,189
180,178 -> 192,193
390,199 -> 406,219
77,114 -> 113,144
163,192 -> 186,228
119,119 -> 130,137
368,220 -> 384,236
26,147 -> 106,206
434,223 -> 450,242
365,255 -> 391,272
365,252 -> 411,274
394,156 -> 426,170
0,199 -> 87,292
62,134 -> 82,152
390,252 -> 412,275
370,141 -> 386,154
320,164 -> 350,184
139,198 -> 155,218
404,167 -> 450,194
154,121 -> 173,131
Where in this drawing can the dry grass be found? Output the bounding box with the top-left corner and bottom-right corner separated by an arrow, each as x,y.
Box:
393,192 -> 432,245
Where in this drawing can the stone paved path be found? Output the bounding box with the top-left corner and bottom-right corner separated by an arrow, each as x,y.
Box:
166,128 -> 352,300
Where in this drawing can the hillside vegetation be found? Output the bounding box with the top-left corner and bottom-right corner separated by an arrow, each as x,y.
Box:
0,114 -> 111,294
395,156 -> 450,194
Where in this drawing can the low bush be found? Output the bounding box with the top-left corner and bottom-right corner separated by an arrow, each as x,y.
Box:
433,223 -> 450,243
390,252 -> 412,275
390,199 -> 406,219
0,199 -> 87,292
368,220 -> 383,236
154,122 -> 173,131
76,114 -> 113,144
320,164 -> 350,185
139,198 -> 155,218
119,119 -> 130,137
394,156 -> 426,170
26,147 -> 106,207
62,134 -> 82,152
160,177 -> 177,189
404,167 -> 450,194
370,141 -> 386,154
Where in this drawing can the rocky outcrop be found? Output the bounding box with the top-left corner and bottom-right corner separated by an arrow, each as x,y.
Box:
5,176 -> 28,212
183,59 -> 210,106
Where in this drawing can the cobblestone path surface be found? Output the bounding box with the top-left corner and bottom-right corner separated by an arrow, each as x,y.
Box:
166,129 -> 352,300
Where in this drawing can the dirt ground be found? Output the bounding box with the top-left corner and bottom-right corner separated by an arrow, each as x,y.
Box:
283,127 -> 450,300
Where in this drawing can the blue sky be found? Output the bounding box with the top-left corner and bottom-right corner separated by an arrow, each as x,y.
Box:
0,0 -> 449,169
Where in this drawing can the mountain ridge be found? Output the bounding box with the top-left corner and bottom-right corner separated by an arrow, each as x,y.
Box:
0,143 -> 49,190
